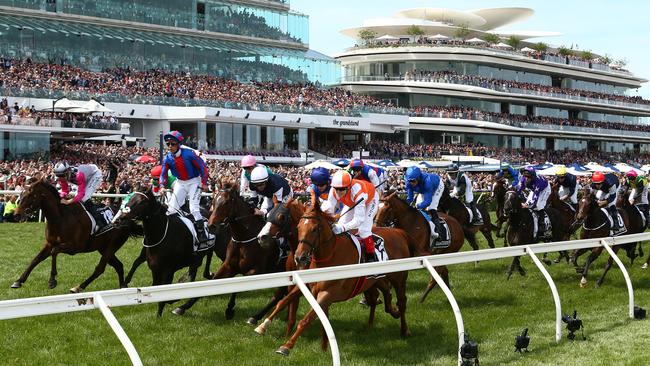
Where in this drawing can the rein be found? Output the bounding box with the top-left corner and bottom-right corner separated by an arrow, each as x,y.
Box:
299,214 -> 337,263
143,215 -> 169,247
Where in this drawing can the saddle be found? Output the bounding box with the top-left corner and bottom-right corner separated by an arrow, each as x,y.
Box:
600,208 -> 627,236
82,201 -> 114,236
418,211 -> 451,250
531,210 -> 552,242
346,233 -> 388,263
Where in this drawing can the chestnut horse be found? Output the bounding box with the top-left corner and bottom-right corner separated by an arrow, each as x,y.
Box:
571,188 -> 633,288
262,197 -> 413,356
12,178 -> 139,292
375,192 -> 465,302
492,179 -> 508,239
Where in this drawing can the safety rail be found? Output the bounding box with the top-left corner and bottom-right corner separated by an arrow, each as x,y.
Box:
0,233 -> 647,365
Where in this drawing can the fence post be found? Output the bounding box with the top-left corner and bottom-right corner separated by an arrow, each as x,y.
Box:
292,273 -> 340,366
94,294 -> 143,366
525,246 -> 562,342
601,238 -> 635,318
423,258 -> 464,365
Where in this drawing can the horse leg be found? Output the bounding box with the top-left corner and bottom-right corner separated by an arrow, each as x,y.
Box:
375,280 -> 398,319
255,285 -> 303,335
507,257 -> 517,280
464,230 -> 479,251
124,247 -> 146,285
393,273 -> 410,337
580,249 -> 602,288
173,263 -> 235,316
596,255 -> 616,288
554,250 -> 569,264
420,265 -> 449,303
480,226 -> 496,249
11,243 -> 53,289
224,293 -> 238,320
276,292 -> 332,356
48,247 -> 60,289
285,289 -> 301,337
364,287 -> 379,328
107,255 -> 126,288
71,251 -> 112,293
247,287 -> 288,326
516,256 -> 526,276
202,250 -> 214,279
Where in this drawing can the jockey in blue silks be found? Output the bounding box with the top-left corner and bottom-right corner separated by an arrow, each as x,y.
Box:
405,166 -> 446,241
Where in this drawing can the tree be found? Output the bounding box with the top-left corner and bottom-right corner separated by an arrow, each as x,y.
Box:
454,24 -> 471,40
599,54 -> 612,65
483,33 -> 500,44
357,29 -> 377,45
557,46 -> 573,57
580,50 -> 594,61
615,58 -> 628,67
506,35 -> 521,50
406,25 -> 425,42
532,42 -> 548,52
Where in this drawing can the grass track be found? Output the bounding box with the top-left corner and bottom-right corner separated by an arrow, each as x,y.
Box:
0,222 -> 648,365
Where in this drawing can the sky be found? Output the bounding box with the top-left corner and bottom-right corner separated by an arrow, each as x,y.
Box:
290,0 -> 650,97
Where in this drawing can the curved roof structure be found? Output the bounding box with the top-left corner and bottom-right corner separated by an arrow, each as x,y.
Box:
341,6 -> 558,41
395,8 -> 487,28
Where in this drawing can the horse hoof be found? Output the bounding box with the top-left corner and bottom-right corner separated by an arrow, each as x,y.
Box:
247,317 -> 258,326
171,308 -> 186,316
401,329 -> 412,338
225,308 -> 235,320
10,281 -> 22,289
642,263 -> 648,270
69,286 -> 82,293
506,272 -> 513,281
275,346 -> 290,356
580,279 -> 588,288
49,280 -> 58,289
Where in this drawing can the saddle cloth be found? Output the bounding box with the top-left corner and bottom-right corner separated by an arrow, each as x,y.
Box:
347,233 -> 388,263
531,211 -> 552,240
464,204 -> 482,223
634,205 -> 647,228
81,204 -> 114,235
600,208 -> 627,236
418,211 -> 451,249
178,215 -> 216,252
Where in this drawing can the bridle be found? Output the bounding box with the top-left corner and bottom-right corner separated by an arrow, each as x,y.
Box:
119,191 -> 169,247
297,213 -> 336,264
266,204 -> 292,240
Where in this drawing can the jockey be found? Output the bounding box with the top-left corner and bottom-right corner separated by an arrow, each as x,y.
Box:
250,166 -> 293,218
590,171 -> 621,232
624,170 -> 649,226
496,162 -> 519,188
554,165 -> 579,208
348,159 -> 387,197
446,164 -> 482,225
323,170 -> 379,263
517,167 -> 552,240
306,167 -> 331,201
160,130 -> 211,245
54,161 -> 108,232
404,166 -> 446,241
150,165 -> 176,197
240,155 -> 272,200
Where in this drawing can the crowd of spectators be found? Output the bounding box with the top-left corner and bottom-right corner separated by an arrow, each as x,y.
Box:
1,97 -> 120,129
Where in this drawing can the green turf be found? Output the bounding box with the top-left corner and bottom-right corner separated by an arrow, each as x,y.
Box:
0,221 -> 648,366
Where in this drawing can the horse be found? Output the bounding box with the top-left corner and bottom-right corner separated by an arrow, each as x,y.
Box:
616,185 -> 647,264
375,191 -> 465,302
571,188 -> 633,288
12,177 -> 139,292
438,185 -> 497,251
170,182 -> 285,319
111,188 -> 217,316
546,182 -> 579,263
270,195 -> 412,356
502,189 -> 569,279
492,179 -> 508,239
254,197 -> 305,336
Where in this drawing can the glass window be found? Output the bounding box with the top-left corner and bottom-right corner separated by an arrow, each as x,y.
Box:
0,131 -> 50,161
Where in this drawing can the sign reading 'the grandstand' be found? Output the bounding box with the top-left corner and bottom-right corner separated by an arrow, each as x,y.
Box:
332,119 -> 360,127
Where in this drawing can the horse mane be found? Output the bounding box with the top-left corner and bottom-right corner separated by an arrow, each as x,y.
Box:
307,198 -> 336,224
36,179 -> 62,200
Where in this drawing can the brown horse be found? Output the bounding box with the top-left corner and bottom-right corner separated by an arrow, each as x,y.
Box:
616,185 -> 646,264
375,192 -> 465,302
12,178 -> 138,292
546,182 -> 578,263
492,179 -> 508,239
170,182 -> 285,319
572,188 -> 633,288
439,185 -> 497,250
268,197 -> 412,356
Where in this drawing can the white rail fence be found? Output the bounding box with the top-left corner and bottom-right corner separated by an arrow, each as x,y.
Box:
0,232 -> 647,365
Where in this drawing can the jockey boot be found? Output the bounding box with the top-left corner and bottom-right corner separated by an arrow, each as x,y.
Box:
277,237 -> 290,260
470,201 -> 483,225
428,210 -> 446,241
362,236 -> 378,263
194,219 -> 209,244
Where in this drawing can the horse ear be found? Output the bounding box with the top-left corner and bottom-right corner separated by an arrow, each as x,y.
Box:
272,194 -> 279,206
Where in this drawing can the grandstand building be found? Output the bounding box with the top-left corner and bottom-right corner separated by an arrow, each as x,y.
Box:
337,7 -> 650,154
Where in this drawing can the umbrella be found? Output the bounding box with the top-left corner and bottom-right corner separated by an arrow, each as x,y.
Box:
429,34 -> 449,40
376,34 -> 399,41
615,163 -> 644,174
494,42 -> 513,49
332,159 -> 350,167
466,37 -> 486,44
419,161 -> 436,169
135,155 -> 156,163
397,159 -> 419,168
303,160 -> 341,170
65,107 -> 92,114
603,163 -> 620,172
585,162 -> 614,173
128,153 -> 142,161
375,159 -> 398,168
53,98 -> 84,110
520,47 -> 536,53
82,99 -> 113,113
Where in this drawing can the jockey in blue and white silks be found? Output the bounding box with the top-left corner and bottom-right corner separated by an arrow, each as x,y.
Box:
250,167 -> 293,219
446,164 -> 482,225
349,159 -> 388,197
591,171 -> 622,232
405,166 -> 446,240
496,163 -> 519,188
